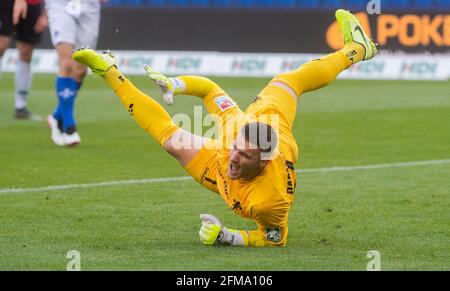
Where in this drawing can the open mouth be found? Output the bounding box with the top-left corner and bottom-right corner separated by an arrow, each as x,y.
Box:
229,163 -> 240,176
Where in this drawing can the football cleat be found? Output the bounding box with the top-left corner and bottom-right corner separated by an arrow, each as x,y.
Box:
335,9 -> 377,60
14,108 -> 32,119
15,108 -> 42,121
72,48 -> 117,76
47,114 -> 65,146
62,131 -> 81,147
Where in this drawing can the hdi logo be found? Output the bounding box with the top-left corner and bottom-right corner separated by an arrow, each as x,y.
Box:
231,59 -> 266,72
167,58 -> 201,70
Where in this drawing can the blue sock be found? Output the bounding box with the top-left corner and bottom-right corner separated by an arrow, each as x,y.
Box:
53,77 -> 78,132
52,104 -> 63,122
53,80 -> 83,122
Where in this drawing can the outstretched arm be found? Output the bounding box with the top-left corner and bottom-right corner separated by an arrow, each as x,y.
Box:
145,66 -> 244,148
176,75 -> 222,99
145,66 -> 225,104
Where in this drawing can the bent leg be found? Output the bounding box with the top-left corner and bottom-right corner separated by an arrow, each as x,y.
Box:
246,44 -> 365,162
245,47 -> 352,135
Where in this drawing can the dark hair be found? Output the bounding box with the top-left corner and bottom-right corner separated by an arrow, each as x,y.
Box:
241,122 -> 278,155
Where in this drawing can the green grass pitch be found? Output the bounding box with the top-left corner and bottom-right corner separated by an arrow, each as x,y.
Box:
0,73 -> 449,270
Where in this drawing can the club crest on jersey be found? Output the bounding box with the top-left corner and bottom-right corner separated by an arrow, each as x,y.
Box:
214,96 -> 236,112
266,227 -> 281,243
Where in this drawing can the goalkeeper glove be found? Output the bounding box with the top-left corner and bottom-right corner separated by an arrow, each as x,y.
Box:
199,214 -> 246,246
144,65 -> 184,105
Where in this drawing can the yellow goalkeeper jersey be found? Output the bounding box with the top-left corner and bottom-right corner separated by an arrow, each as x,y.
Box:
182,75 -> 299,246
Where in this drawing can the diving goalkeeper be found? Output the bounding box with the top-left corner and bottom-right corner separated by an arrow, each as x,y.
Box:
73,10 -> 377,247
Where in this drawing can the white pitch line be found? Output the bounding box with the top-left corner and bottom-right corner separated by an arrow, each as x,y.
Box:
297,159 -> 450,173
0,159 -> 449,195
0,176 -> 192,195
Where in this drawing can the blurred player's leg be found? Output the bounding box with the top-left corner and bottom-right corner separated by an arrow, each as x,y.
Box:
53,43 -> 81,145
0,36 -> 10,81
14,42 -> 34,119
46,0 -> 101,146
73,48 -> 204,166
47,0 -> 79,145
13,1 -> 43,120
0,0 -> 13,81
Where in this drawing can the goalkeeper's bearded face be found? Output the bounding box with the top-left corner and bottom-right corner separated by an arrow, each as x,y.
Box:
227,133 -> 268,181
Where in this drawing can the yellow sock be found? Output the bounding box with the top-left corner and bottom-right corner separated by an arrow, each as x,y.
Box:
340,41 -> 366,65
272,42 -> 365,96
103,67 -> 179,146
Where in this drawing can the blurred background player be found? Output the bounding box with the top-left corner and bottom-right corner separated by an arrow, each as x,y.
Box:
0,0 -> 47,119
73,9 -> 377,247
45,0 -> 107,146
